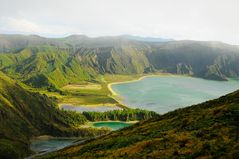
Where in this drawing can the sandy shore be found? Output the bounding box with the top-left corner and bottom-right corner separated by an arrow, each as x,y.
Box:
107,73 -> 173,99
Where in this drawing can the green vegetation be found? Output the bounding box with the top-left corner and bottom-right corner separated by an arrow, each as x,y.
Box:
1,35 -> 239,112
0,72 -> 109,158
59,83 -> 116,106
40,90 -> 239,159
35,74 -> 143,107
1,34 -> 239,158
83,109 -> 159,121
0,71 -> 157,158
1,35 -> 239,91
1,46 -> 96,90
58,108 -> 158,126
60,110 -> 88,127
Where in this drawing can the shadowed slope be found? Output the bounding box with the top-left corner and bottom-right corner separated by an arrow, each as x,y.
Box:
0,72 -> 108,159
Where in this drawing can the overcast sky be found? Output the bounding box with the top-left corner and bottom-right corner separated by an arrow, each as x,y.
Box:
0,0 -> 239,44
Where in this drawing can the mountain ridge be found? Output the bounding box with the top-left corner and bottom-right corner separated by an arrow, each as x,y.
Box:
0,35 -> 239,90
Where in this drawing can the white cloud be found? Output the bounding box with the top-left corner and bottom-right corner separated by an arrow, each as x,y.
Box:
3,18 -> 43,33
0,17 -> 81,36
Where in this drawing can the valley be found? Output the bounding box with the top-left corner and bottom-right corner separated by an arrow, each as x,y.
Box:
1,0 -> 239,158
0,34 -> 238,158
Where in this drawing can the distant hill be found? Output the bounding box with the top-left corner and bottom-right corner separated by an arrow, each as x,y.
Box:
40,89 -> 239,159
120,35 -> 174,42
0,34 -> 172,53
0,34 -> 239,90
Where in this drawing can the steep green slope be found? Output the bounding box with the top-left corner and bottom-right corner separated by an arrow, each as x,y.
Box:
1,46 -> 97,89
1,35 -> 239,89
0,44 -> 153,89
41,90 -> 239,159
0,47 -> 32,68
0,72 -> 108,158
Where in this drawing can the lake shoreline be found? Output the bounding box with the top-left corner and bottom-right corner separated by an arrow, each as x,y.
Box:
107,73 -> 175,104
108,75 -> 239,114
58,73 -> 173,109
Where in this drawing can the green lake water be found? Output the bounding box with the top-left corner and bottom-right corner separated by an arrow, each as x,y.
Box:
112,76 -> 239,114
93,121 -> 133,130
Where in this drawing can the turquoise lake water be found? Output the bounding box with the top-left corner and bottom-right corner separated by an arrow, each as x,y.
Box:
112,76 -> 239,114
93,121 -> 133,130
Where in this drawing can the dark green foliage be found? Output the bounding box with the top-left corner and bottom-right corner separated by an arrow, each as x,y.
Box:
60,110 -> 87,126
40,90 -> 239,159
82,109 -> 159,121
0,139 -> 28,159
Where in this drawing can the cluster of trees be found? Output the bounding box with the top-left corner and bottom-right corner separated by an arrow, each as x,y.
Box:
58,108 -> 159,127
82,109 -> 159,121
60,110 -> 88,126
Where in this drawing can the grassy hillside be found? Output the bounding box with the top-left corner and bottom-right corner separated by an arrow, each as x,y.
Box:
0,35 -> 239,91
0,72 -> 109,159
40,90 -> 239,159
1,46 -> 97,89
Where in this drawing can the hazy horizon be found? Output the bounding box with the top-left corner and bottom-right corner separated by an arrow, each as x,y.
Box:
1,0 -> 239,45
